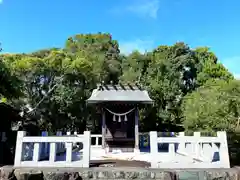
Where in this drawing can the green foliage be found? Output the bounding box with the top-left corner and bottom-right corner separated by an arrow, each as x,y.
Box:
0,51 -> 22,100
0,34 -> 234,133
120,42 -> 233,131
182,79 -> 240,132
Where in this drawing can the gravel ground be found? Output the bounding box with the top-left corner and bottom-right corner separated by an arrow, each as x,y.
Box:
90,159 -> 150,167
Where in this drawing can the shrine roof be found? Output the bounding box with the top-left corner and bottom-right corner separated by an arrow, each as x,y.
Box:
87,83 -> 153,104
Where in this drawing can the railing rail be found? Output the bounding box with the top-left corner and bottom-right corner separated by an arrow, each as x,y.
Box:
14,130 -> 230,169
14,131 -> 90,168
149,131 -> 230,168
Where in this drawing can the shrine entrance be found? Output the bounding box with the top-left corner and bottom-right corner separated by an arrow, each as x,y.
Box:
104,104 -> 136,152
87,83 -> 153,154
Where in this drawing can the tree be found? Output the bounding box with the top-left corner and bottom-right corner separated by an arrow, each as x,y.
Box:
120,43 -> 233,131
65,33 -> 122,84
194,47 -> 233,86
142,43 -> 195,131
2,33 -> 122,133
182,79 -> 240,132
0,46 -> 22,101
3,49 -> 92,132
1,34 -> 235,133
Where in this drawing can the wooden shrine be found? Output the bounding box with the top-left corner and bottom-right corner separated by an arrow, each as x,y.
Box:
87,83 -> 153,153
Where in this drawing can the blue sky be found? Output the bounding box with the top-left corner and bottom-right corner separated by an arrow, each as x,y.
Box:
0,0 -> 239,78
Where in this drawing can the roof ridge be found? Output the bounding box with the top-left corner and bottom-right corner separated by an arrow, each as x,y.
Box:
97,82 -> 144,91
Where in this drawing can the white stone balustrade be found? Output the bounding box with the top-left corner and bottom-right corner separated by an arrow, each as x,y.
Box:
63,132 -> 102,148
13,130 -> 230,169
14,131 -> 91,168
150,131 -> 230,169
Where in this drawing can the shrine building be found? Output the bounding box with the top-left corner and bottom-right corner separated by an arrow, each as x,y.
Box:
87,83 -> 153,153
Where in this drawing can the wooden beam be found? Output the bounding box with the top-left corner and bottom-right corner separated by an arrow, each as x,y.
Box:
102,109 -> 106,149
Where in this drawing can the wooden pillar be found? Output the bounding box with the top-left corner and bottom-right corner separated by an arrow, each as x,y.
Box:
102,109 -> 106,149
134,107 -> 139,151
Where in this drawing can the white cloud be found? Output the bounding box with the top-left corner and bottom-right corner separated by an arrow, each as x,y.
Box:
111,0 -> 160,19
119,39 -> 154,55
126,0 -> 160,19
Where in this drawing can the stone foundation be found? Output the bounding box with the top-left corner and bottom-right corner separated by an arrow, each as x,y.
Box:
1,166 -> 240,180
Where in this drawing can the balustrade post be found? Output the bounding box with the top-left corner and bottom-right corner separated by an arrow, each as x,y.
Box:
66,142 -> 72,164
73,131 -> 78,147
193,132 -> 201,159
217,131 -> 230,168
82,131 -> 91,167
14,131 -> 27,167
169,143 -> 175,161
150,131 -> 158,168
49,142 -> 56,165
33,143 -> 40,163
177,132 -> 185,152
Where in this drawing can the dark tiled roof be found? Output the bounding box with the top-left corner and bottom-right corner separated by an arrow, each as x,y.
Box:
87,83 -> 153,104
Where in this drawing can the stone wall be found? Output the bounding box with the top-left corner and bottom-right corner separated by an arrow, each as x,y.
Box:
1,166 -> 240,180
